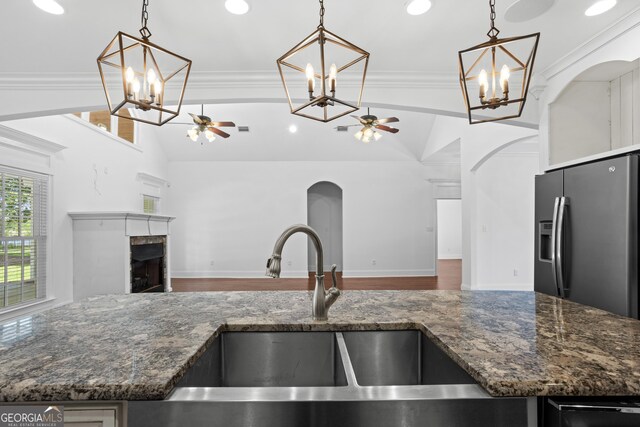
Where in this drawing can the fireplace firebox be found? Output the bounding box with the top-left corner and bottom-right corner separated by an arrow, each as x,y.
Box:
130,236 -> 166,293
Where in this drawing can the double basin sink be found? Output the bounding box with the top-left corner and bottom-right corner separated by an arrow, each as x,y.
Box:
129,330 -> 532,427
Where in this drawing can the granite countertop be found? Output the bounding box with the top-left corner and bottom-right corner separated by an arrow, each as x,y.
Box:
0,290 -> 639,401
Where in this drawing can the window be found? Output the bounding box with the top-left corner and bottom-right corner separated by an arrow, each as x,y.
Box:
0,167 -> 48,309
143,195 -> 159,214
73,110 -> 136,144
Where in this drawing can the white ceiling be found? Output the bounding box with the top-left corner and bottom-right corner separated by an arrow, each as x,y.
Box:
2,0 -> 639,76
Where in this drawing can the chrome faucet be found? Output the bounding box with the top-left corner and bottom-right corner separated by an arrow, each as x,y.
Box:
266,224 -> 341,321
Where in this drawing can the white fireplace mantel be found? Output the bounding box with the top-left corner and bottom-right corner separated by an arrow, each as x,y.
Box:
69,211 -> 175,300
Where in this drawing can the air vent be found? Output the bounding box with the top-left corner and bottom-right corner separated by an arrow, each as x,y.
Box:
336,126 -> 350,132
238,126 -> 250,132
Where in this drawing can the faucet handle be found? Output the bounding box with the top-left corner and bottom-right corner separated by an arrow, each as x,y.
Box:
330,264 -> 339,290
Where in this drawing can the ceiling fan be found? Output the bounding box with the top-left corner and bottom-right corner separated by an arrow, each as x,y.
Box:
169,105 -> 236,143
341,108 -> 400,143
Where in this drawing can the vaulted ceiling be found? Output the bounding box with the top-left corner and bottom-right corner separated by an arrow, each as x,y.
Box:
3,0 -> 639,162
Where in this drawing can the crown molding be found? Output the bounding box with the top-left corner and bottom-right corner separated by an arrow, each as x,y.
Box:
427,178 -> 461,185
0,71 -> 461,91
541,6 -> 640,81
422,161 -> 461,166
0,125 -> 67,156
137,172 -> 168,188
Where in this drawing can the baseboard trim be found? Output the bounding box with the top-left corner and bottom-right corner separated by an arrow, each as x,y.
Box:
172,270 -> 310,279
173,269 -> 437,279
470,283 -> 534,291
437,255 -> 462,260
342,269 -> 435,278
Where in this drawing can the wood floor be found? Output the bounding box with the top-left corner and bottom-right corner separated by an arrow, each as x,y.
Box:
172,259 -> 461,292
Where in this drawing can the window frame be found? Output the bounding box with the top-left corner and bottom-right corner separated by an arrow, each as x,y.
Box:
0,166 -> 49,312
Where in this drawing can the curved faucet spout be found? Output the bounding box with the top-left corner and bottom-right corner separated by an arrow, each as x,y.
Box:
266,224 -> 324,278
265,224 -> 340,321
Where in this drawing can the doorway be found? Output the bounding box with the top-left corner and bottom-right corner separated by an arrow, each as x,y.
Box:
307,182 -> 343,273
436,199 -> 462,286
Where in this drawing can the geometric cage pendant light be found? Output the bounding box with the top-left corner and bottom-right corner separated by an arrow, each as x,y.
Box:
458,0 -> 539,125
277,0 -> 370,123
97,0 -> 192,126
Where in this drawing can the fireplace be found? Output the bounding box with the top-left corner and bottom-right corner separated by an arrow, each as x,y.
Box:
130,236 -> 166,293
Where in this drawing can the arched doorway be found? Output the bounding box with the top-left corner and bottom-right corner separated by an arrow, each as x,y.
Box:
307,182 -> 343,273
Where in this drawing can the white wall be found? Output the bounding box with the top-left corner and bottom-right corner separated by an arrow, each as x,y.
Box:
437,200 -> 462,260
474,150 -> 538,290
1,115 -> 169,312
167,161 -> 434,278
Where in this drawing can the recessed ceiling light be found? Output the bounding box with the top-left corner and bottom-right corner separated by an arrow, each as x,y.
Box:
225,0 -> 250,15
406,0 -> 432,16
585,0 -> 617,17
288,125 -> 298,134
33,0 -> 64,15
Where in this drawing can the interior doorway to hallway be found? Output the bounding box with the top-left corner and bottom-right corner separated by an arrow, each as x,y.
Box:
307,181 -> 343,273
436,199 -> 462,287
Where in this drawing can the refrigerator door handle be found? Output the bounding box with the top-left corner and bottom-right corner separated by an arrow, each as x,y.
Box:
550,197 -> 561,296
556,197 -> 569,298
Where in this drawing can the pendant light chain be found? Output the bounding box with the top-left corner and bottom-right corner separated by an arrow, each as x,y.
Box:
318,0 -> 325,28
139,0 -> 152,39
487,0 -> 500,40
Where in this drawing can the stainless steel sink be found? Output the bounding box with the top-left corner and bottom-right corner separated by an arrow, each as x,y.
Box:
129,331 -> 533,427
176,332 -> 347,387
342,330 -> 476,386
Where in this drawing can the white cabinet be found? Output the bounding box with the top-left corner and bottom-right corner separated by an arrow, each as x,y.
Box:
64,407 -> 119,427
549,60 -> 640,166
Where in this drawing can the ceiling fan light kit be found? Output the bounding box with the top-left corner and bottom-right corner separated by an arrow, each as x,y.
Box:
276,0 -> 370,123
458,0 -> 539,124
343,108 -> 400,143
168,105 -> 236,144
97,0 -> 192,126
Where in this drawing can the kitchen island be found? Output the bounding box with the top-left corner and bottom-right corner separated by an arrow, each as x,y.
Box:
0,290 -> 638,402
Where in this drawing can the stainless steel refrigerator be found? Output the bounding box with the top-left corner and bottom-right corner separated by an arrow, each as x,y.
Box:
534,153 -> 639,318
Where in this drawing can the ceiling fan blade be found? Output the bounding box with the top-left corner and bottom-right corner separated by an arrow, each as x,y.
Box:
350,115 -> 367,124
188,113 -> 204,125
210,121 -> 236,127
375,117 -> 399,124
208,127 -> 231,138
335,124 -> 362,129
375,124 -> 400,134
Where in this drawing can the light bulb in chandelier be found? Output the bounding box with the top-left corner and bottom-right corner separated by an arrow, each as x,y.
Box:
305,63 -> 315,96
329,63 -> 337,94
500,65 -> 510,94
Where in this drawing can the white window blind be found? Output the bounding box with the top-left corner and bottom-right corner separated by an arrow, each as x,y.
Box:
143,195 -> 159,214
0,166 -> 48,309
